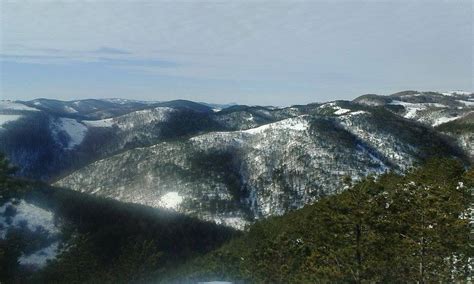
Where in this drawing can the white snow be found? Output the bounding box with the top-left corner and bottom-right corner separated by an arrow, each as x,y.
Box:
83,118 -> 115,128
213,216 -> 248,230
0,200 -> 59,238
245,114 -> 254,121
83,107 -> 173,130
432,115 -> 463,126
63,106 -> 78,113
457,100 -> 474,107
319,103 -> 352,115
0,114 -> 22,128
0,200 -> 62,268
424,103 -> 446,108
101,98 -> 158,105
158,192 -> 183,210
334,108 -> 351,115
389,100 -> 425,119
0,101 -> 39,111
343,110 -> 369,117
51,118 -> 88,149
442,91 -> 472,96
18,242 -> 59,268
244,116 -> 308,134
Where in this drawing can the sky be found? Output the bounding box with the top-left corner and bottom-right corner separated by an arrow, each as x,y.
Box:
0,1 -> 472,106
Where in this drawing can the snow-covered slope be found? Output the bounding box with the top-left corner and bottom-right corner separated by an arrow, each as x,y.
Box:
55,104 -> 462,229
83,107 -> 174,130
0,114 -> 23,129
354,90 -> 474,157
355,91 -> 473,127
50,118 -> 88,150
1,93 -> 471,229
0,101 -> 229,180
0,101 -> 39,112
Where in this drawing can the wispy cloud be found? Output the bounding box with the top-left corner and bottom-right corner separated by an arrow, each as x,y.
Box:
1,1 -> 471,104
92,47 -> 132,55
0,49 -> 180,70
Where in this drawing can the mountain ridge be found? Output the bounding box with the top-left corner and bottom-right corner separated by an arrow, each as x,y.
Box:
1,90 -> 472,228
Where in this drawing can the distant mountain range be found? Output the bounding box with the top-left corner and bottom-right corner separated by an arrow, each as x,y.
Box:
0,90 -> 472,228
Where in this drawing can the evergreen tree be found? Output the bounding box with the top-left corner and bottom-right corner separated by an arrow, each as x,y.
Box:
0,153 -> 20,200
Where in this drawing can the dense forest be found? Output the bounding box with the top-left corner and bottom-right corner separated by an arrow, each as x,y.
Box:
165,159 -> 473,283
0,154 -> 472,283
0,154 -> 238,283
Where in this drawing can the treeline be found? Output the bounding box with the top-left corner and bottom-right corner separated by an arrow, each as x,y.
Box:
34,189 -> 238,283
166,158 -> 473,283
0,154 -> 239,283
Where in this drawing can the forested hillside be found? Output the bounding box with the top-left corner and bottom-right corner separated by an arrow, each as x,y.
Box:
0,154 -> 238,283
1,92 -> 472,229
0,156 -> 472,282
164,159 -> 473,283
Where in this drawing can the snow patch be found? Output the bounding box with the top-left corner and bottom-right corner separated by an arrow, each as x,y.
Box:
0,101 -> 39,112
51,118 -> 88,149
432,115 -> 463,126
442,91 -> 472,96
343,110 -> 369,117
389,100 -> 425,119
0,200 -> 59,238
457,100 -> 474,107
334,108 -> 351,115
319,103 -> 352,115
84,107 -> 173,130
18,242 -> 59,268
244,116 -> 308,134
101,98 -> 158,105
63,106 -> 78,113
159,192 -> 183,210
213,217 -> 248,230
83,118 -> 115,128
0,114 -> 22,128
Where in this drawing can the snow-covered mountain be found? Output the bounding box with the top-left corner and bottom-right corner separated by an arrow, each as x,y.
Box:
354,90 -> 474,158
1,91 -> 472,228
55,98 -> 467,228
0,99 -> 231,179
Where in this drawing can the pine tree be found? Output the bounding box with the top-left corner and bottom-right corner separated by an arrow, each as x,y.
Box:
0,153 -> 21,200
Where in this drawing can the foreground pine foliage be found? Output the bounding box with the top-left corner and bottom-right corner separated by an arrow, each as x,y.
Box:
166,158 -> 473,283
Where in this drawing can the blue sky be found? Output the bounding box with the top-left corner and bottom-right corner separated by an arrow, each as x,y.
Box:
0,1 -> 472,106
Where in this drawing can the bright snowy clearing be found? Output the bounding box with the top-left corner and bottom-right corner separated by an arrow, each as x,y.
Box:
0,101 -> 39,112
0,200 -> 59,238
19,242 -> 60,268
432,115 -> 464,126
158,192 -> 183,210
51,118 -> 88,149
244,116 -> 309,134
0,114 -> 23,129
